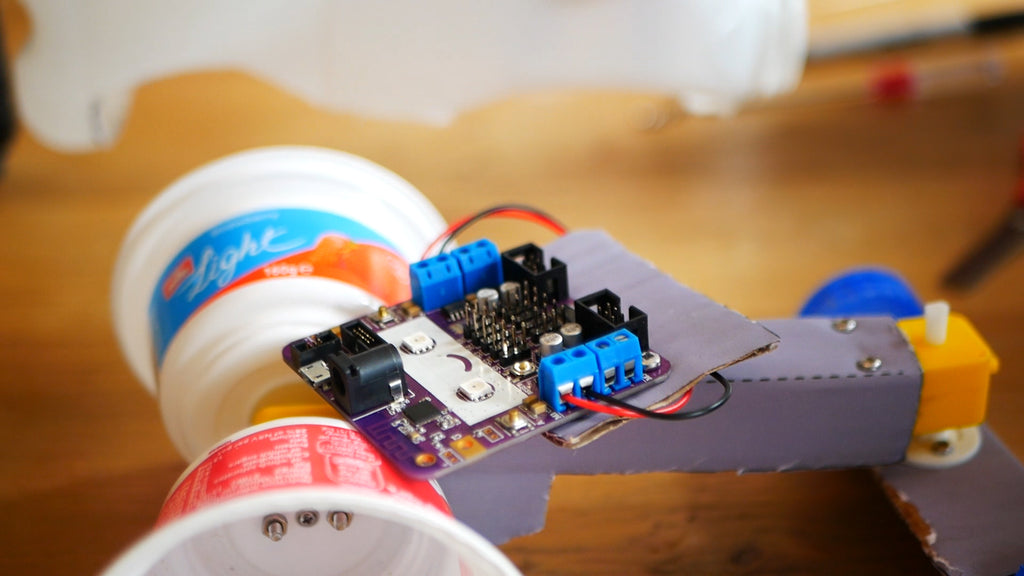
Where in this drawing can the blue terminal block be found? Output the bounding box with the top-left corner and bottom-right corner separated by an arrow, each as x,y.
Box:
585,329 -> 644,394
538,346 -> 601,413
452,239 -> 503,294
410,254 -> 465,311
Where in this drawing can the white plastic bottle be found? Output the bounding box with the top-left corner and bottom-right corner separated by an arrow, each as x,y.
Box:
111,146 -> 446,460
15,0 -> 807,151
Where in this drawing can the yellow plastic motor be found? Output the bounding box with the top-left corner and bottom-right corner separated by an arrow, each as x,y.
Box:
898,307 -> 999,436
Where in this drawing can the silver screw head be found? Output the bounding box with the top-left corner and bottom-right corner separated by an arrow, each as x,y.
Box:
856,356 -> 883,372
296,510 -> 319,527
328,511 -> 353,531
262,514 -> 288,542
832,318 -> 857,333
641,350 -> 662,371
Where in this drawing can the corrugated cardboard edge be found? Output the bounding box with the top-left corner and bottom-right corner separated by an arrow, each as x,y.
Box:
878,425 -> 1024,576
877,477 -> 947,570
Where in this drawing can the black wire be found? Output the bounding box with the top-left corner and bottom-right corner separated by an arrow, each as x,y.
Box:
588,371 -> 732,421
435,204 -> 567,255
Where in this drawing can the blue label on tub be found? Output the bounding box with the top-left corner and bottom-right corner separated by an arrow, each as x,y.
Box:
150,208 -> 408,368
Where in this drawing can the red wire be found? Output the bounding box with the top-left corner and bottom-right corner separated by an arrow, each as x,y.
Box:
422,208 -> 568,259
424,209 -> 566,257
656,388 -> 694,413
562,388 -> 693,418
562,393 -> 644,417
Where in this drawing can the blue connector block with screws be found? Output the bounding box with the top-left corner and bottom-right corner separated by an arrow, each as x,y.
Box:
452,239 -> 503,294
586,329 -> 644,394
410,254 -> 465,311
538,346 -> 601,413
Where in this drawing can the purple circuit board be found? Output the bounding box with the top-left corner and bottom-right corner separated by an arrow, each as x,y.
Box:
283,241 -> 672,479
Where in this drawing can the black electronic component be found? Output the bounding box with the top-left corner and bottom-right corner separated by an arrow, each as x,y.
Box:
322,319 -> 408,416
500,243 -> 568,301
403,400 -> 443,427
462,284 -> 568,366
326,344 -> 406,416
339,319 -> 388,353
286,329 -> 342,369
442,300 -> 467,321
574,289 -> 650,351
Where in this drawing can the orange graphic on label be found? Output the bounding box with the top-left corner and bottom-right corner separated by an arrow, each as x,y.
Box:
231,234 -> 412,305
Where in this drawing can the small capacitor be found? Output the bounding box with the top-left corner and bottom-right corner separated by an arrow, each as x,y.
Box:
559,322 -> 583,348
538,332 -> 564,357
476,287 -> 500,311
499,281 -> 521,305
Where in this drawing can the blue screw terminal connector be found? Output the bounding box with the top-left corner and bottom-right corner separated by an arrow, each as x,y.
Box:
538,346 -> 601,413
586,329 -> 644,394
452,239 -> 503,294
410,254 -> 464,311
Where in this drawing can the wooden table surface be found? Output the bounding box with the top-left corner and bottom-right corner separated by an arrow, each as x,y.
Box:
1,13 -> 1023,576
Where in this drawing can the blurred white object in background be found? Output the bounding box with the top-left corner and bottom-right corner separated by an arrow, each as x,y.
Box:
13,0 -> 807,152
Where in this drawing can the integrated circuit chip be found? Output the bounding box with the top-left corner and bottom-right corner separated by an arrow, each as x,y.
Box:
403,400 -> 443,426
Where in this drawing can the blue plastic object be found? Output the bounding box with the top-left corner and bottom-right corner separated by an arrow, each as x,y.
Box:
799,267 -> 924,319
538,346 -> 601,413
452,239 -> 503,294
585,329 -> 644,393
410,254 -> 464,311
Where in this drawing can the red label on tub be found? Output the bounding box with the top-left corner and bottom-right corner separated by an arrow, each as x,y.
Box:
157,423 -> 450,525
161,256 -> 195,300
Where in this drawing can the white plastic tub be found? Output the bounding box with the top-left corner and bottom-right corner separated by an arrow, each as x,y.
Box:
15,0 -> 807,151
101,418 -> 521,576
111,146 -> 446,459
